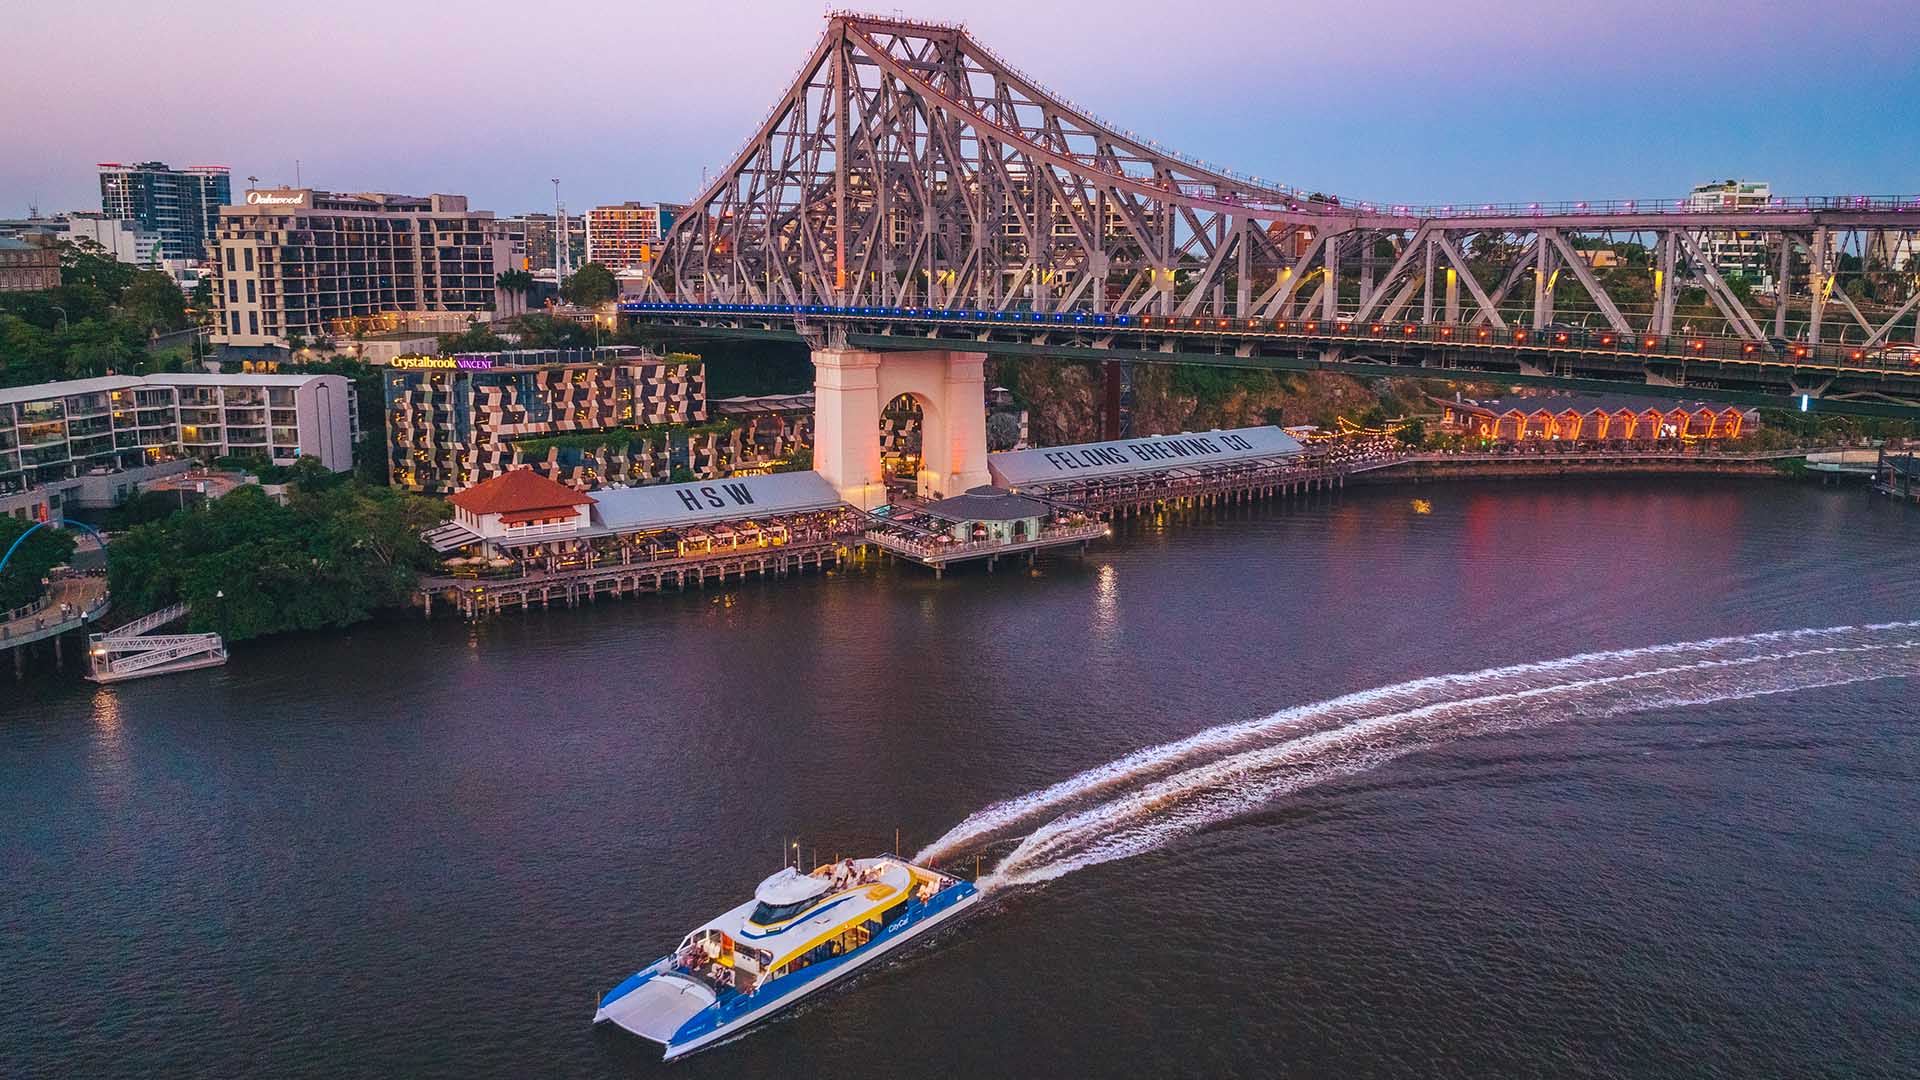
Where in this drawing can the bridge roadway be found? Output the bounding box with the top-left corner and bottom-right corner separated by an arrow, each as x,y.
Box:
621,303 -> 1920,420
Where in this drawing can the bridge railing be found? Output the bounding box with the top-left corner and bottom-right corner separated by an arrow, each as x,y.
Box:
623,302 -> 1920,374
1218,194 -> 1920,219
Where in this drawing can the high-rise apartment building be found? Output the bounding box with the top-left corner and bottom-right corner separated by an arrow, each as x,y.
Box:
97,161 -> 231,262
585,203 -> 681,269
212,188 -> 513,352
498,212 -> 588,272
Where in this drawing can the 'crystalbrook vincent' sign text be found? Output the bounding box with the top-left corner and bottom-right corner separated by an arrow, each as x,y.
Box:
1039,432 -> 1259,473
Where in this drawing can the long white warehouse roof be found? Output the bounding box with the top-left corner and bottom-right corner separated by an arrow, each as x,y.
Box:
988,425 -> 1304,488
589,470 -> 846,533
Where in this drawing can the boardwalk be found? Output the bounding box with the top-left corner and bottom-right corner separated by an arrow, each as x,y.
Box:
420,539 -> 851,618
1,577 -> 109,651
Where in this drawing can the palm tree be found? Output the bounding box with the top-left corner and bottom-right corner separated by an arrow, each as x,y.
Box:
495,269 -> 535,318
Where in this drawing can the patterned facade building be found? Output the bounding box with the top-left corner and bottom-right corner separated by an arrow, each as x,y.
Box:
384,348 -> 707,493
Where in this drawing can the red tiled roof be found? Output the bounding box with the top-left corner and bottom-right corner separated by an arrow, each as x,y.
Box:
447,468 -> 595,516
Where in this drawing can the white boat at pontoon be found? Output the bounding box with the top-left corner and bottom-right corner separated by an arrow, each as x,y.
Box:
593,854 -> 979,1060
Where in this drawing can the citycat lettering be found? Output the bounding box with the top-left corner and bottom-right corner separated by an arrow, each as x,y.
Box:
675,483 -> 757,512
245,190 -> 306,206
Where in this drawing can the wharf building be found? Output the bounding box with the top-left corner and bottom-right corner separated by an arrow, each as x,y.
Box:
1433,393 -> 1760,444
98,161 -> 230,262
419,467 -> 864,617
0,372 -> 358,519
978,425 -> 1326,520
211,188 -> 513,355
585,203 -> 681,269
383,347 -> 707,493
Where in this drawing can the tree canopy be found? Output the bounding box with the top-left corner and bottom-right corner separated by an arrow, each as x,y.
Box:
107,473 -> 447,642
562,261 -> 618,307
0,518 -> 78,611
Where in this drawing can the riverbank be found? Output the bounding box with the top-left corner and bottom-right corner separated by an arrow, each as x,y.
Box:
1352,449 -> 1818,484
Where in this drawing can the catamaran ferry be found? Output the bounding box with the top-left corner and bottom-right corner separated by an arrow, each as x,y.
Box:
593,855 -> 979,1060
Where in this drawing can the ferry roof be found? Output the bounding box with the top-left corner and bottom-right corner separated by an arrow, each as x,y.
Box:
988,425 -> 1304,488
693,860 -> 915,968
589,470 -> 845,534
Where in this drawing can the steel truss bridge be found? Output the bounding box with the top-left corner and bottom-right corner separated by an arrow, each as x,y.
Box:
625,11 -> 1920,417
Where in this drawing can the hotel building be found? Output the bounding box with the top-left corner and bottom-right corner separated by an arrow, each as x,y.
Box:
1686,179 -> 1772,279
384,347 -> 706,493
211,188 -> 513,353
97,161 -> 230,262
585,203 -> 680,269
0,372 -> 357,516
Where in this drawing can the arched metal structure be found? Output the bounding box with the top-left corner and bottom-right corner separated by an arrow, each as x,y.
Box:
0,517 -> 107,579
630,12 -> 1920,416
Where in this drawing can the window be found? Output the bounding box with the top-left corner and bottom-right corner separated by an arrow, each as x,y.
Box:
243,248 -> 254,272
747,896 -> 820,926
225,248 -> 234,272
248,312 -> 258,336
246,280 -> 256,303
227,280 -> 237,303
229,312 -> 240,335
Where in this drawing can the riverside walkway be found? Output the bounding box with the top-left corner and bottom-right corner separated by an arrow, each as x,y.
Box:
1,576 -> 110,675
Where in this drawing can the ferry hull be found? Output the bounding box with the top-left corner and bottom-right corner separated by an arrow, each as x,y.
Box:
596,879 -> 980,1061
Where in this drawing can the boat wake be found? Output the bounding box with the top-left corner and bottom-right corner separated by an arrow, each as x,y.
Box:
916,621 -> 1920,888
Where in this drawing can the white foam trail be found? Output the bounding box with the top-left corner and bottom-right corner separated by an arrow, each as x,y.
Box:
917,621 -> 1920,866
912,621 -> 1920,889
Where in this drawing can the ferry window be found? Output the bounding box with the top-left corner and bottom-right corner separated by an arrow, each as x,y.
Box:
749,897 -> 816,925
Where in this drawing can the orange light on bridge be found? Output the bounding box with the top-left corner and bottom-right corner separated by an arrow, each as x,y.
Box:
1403,324 -> 1417,335
1217,319 -> 1229,328
1742,343 -> 1756,355
1643,336 -> 1659,349
1477,327 -> 1490,339
1337,322 -> 1351,333
1690,340 -> 1705,352
1554,332 -> 1569,344
1247,318 -> 1259,328
1514,330 -> 1528,342
1794,346 -> 1810,358
1277,320 -> 1289,330
1851,350 -> 1865,361
1305,321 -> 1319,332
1440,327 -> 1453,338
1600,334 -> 1615,345
1369,323 -> 1383,334
1142,316 -> 1154,325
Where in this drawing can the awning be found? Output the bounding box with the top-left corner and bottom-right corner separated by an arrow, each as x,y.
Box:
422,522 -> 481,552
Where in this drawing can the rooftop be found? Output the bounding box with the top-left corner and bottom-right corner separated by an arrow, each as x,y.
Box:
588,471 -> 844,534
923,485 -> 1051,523
0,376 -> 148,407
1442,393 -> 1759,416
988,425 -> 1304,488
447,468 -> 597,517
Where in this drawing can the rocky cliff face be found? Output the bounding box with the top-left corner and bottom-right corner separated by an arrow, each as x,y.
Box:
990,357 -> 1104,444
991,356 -> 1391,443
1130,367 -> 1380,434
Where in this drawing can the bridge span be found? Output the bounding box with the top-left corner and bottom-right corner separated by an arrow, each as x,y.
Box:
624,11 -> 1920,499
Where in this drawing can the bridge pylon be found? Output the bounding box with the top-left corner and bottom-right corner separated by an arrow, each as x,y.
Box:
813,347 -> 989,507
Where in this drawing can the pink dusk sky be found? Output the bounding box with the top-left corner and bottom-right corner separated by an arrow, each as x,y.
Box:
6,0 -> 1917,216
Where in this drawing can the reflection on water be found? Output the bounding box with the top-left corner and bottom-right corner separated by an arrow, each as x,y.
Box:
2,479 -> 1918,1080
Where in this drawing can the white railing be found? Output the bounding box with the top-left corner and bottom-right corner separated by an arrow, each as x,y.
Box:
497,520 -> 582,541
108,602 -> 189,640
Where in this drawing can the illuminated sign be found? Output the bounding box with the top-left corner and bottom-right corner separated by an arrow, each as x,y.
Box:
390,355 -> 496,370
245,190 -> 306,206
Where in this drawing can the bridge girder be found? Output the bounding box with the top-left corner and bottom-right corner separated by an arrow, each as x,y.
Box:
641,13 -> 1920,391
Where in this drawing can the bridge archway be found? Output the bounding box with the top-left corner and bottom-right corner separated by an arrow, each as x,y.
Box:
812,348 -> 989,507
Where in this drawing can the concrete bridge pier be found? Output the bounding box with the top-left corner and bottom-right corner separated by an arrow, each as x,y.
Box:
814,346 -> 990,506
